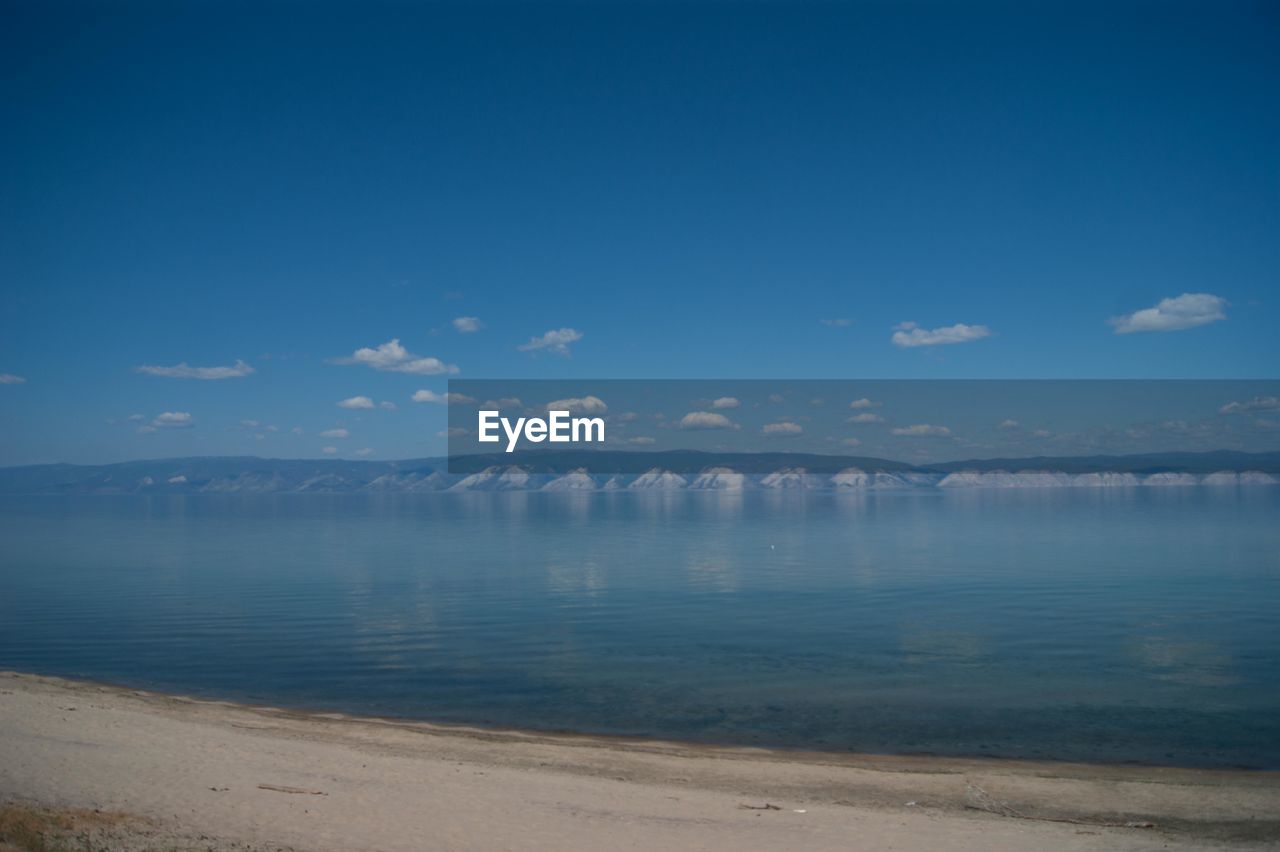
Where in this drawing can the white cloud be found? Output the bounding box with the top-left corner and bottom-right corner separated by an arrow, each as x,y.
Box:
1109,293 -> 1227,334
1032,429 -> 1052,438
710,397 -> 740,409
821,318 -> 853,327
518,327 -> 582,356
336,339 -> 458,375
322,446 -> 338,454
452,316 -> 483,333
239,419 -> 261,428
762,421 -> 803,437
891,322 -> 991,348
679,411 -> 738,430
291,426 -> 304,435
355,448 -> 375,457
150,411 -> 195,429
849,398 -> 879,409
840,437 -> 862,447
891,424 -> 951,437
1219,396 -> 1280,415
438,426 -> 470,438
483,397 -> 523,409
998,419 -> 1021,430
320,428 -> 349,439
627,436 -> 656,445
848,413 -> 884,424
0,373 -> 25,384
545,395 -> 607,414
412,390 -> 476,404
379,400 -> 397,411
338,396 -> 375,409
127,414 -> 145,421
135,360 -> 255,380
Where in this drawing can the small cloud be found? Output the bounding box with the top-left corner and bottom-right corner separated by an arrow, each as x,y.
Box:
820,318 -> 853,327
484,397 -> 522,409
438,426 -> 470,438
710,397 -> 741,409
335,339 -> 458,375
679,411 -> 738,430
545,395 -> 607,414
998,419 -> 1021,430
627,436 -> 656,445
1032,429 -> 1052,438
1219,396 -> 1280,415
355,447 -> 375,457
452,316 -> 483,333
238,419 -> 262,428
762,421 -> 803,437
0,373 -> 25,384
135,360 -> 255,380
767,393 -> 785,404
840,437 -> 862,447
611,411 -> 639,423
849,398 -> 879,410
127,413 -> 145,422
518,327 -> 582,356
151,411 -> 194,429
891,322 -> 991,348
291,426 -> 304,435
1109,293 -> 1227,334
379,400 -> 397,411
338,396 -> 375,409
322,446 -> 338,454
891,424 -> 951,437
848,413 -> 884,424
320,428 -> 349,439
412,390 -> 477,404
167,475 -> 187,484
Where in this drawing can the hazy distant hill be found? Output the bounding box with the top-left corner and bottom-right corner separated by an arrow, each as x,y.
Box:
446,449 -> 919,474
931,451 -> 1280,475
0,450 -> 1276,494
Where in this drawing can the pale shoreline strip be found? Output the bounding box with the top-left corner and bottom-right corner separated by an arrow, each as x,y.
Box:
2,671 -> 1278,851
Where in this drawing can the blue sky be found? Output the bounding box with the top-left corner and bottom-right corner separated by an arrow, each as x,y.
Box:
1,2 -> 1277,464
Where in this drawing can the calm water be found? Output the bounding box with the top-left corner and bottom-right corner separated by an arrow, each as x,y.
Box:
1,490 -> 1278,767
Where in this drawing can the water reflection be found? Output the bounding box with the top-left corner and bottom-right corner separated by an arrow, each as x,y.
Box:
0,489 -> 1277,766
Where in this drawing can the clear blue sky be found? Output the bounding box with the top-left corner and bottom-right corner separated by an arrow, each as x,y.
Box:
2,1 -> 1277,464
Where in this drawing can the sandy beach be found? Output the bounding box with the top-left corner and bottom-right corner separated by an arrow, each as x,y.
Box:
0,672 -> 1277,850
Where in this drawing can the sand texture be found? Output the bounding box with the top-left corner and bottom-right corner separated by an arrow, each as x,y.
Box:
2,671 -> 1278,851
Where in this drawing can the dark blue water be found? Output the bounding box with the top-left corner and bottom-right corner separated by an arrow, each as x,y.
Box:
1,489 -> 1277,767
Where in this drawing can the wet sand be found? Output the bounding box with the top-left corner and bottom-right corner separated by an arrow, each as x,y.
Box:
2,671 -> 1278,851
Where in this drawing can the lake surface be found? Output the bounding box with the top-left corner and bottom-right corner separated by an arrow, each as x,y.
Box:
1,489 -> 1277,767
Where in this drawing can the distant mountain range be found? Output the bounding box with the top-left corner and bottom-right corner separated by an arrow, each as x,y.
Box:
0,450 -> 1277,494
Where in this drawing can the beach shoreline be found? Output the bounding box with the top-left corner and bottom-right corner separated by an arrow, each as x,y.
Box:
2,671 -> 1278,850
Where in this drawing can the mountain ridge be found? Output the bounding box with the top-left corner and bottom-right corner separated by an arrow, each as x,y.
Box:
0,450 -> 1277,494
